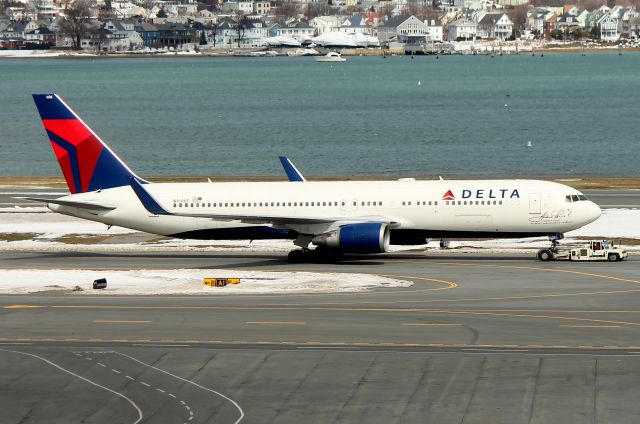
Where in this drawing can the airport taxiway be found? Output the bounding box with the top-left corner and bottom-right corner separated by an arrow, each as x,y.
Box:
1,251 -> 640,423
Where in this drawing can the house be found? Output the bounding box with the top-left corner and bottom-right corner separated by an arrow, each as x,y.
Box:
447,18 -> 477,40
425,19 -> 443,42
339,15 -> 372,35
310,15 -> 341,35
617,8 -> 640,38
476,12 -> 513,39
527,8 -> 555,34
253,0 -> 273,15
378,15 -> 427,44
630,16 -> 640,38
594,12 -> 619,41
157,22 -> 197,47
37,0 -> 58,20
1,21 -> 26,40
24,26 -> 55,47
276,21 -> 314,41
135,22 -> 160,46
241,18 -> 268,47
556,12 -> 581,34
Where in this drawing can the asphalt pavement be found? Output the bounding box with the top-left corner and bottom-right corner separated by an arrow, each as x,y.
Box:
2,252 -> 640,424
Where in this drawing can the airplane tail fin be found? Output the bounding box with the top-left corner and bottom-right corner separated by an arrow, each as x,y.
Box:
32,94 -> 145,194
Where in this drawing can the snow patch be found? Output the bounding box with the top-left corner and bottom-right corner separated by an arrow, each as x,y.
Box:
0,269 -> 412,294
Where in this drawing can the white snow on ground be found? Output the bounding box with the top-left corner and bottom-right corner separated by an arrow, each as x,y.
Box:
0,208 -> 638,252
0,269 -> 412,295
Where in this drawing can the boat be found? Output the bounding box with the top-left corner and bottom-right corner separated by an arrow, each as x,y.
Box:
315,52 -> 346,62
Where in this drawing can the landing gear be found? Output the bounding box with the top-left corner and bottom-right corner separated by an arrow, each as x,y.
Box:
537,233 -> 564,261
287,247 -> 344,263
439,238 -> 450,249
537,249 -> 553,261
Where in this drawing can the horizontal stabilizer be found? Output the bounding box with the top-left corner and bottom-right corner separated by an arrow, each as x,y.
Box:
20,197 -> 116,211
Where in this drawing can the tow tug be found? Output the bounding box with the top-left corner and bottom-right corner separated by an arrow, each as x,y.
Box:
537,235 -> 627,262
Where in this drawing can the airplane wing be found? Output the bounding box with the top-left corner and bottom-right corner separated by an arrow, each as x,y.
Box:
127,177 -> 399,228
279,156 -> 306,182
19,197 -> 117,211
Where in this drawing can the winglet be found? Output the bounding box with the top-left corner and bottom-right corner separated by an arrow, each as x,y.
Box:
279,156 -> 306,182
127,177 -> 170,215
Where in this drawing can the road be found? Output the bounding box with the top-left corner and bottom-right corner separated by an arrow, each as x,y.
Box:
1,251 -> 640,423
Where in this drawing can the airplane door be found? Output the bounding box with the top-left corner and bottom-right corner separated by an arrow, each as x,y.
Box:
529,193 -> 541,214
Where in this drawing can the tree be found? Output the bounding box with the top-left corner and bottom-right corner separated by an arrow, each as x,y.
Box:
156,7 -> 167,18
506,5 -> 528,37
235,15 -> 246,47
59,0 -> 97,50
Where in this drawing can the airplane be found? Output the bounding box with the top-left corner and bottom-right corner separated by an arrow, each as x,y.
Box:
27,93 -> 601,262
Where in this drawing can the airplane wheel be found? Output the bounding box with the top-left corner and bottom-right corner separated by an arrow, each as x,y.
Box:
537,249 -> 552,261
287,250 -> 305,263
313,247 -> 344,263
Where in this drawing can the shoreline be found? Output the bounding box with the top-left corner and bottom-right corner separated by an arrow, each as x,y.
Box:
2,176 -> 639,189
1,45 -> 638,59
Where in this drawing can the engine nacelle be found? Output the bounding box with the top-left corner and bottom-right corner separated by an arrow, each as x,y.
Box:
312,223 -> 390,254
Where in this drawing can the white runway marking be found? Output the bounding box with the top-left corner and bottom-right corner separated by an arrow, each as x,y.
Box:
140,381 -> 150,387
115,351 -> 245,423
0,349 -> 143,424
112,369 -> 121,374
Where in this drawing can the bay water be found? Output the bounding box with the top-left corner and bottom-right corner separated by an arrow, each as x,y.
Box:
1,52 -> 639,178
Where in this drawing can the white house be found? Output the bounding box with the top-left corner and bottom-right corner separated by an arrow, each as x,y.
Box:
276,21 -> 314,42
476,12 -> 513,39
310,15 -> 341,35
448,18 -> 477,40
595,12 -> 619,41
425,18 -> 443,41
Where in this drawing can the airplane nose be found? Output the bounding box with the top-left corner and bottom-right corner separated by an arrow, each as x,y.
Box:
587,201 -> 601,223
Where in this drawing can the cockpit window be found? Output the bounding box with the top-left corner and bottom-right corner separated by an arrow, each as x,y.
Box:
566,194 -> 589,202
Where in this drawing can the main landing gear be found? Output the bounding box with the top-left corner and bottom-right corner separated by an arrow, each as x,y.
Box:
287,247 -> 344,263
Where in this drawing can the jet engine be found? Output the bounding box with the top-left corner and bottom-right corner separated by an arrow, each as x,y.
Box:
312,223 -> 390,253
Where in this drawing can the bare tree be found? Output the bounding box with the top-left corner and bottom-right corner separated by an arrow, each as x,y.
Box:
273,0 -> 297,22
59,0 -> 97,50
305,2 -> 329,19
506,5 -> 528,35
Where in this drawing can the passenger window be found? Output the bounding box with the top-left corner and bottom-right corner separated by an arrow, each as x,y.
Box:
499,200 -> 502,205
367,201 -> 371,206
341,202 -> 345,206
457,201 -> 461,205
323,202 -> 326,206
402,201 -> 405,206
408,201 -> 412,206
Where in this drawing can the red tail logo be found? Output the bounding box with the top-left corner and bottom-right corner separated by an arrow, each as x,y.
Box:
442,190 -> 455,201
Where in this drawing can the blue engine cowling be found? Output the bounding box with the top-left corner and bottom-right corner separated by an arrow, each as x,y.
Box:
311,223 -> 390,254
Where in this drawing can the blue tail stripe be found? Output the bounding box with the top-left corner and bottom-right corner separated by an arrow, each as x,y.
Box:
128,177 -> 169,215
33,94 -> 76,120
47,130 -> 83,194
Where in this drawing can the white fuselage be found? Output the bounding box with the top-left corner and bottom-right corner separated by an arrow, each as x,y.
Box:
48,179 -> 601,241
